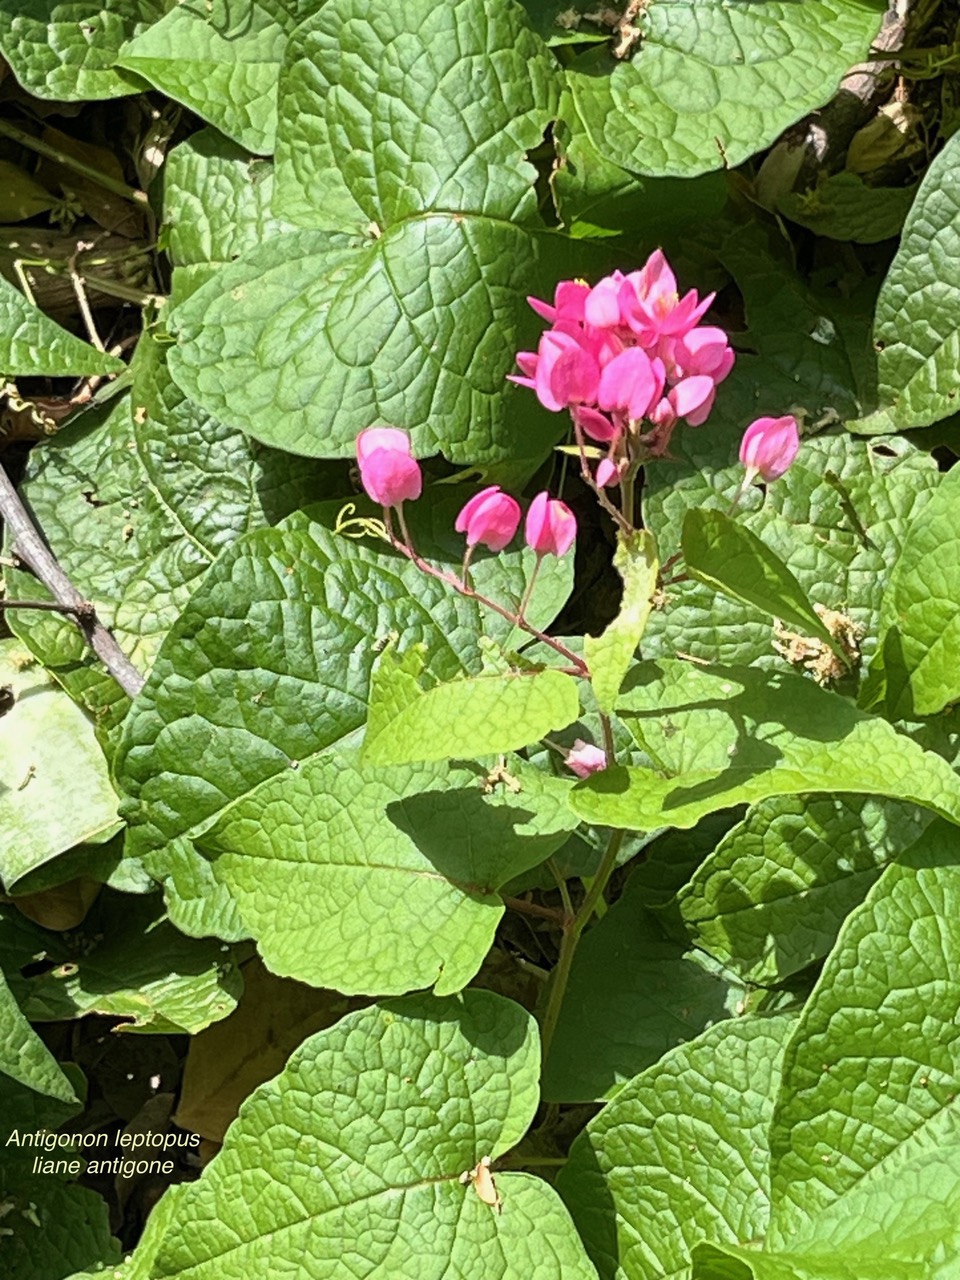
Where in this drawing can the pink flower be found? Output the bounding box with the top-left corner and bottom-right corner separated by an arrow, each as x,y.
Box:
598,349 -> 665,421
564,739 -> 607,778
572,405 -> 620,444
525,491 -> 577,557
596,458 -> 623,488
356,427 -> 422,508
527,280 -> 590,324
534,330 -> 601,412
455,486 -> 521,552
739,415 -> 800,482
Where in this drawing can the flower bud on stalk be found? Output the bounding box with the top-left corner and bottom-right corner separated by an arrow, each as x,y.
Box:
355,427 -> 422,508
455,486 -> 522,552
739,415 -> 800,483
524,492 -> 577,558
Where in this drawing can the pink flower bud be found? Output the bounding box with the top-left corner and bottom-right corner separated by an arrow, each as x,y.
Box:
525,491 -> 577,558
564,739 -> 607,778
356,427 -> 422,507
739,415 -> 800,482
455,486 -> 522,552
596,458 -> 622,488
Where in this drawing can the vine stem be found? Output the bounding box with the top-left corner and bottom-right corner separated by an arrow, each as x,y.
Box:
0,118 -> 149,206
390,504 -> 589,676
539,824 -> 625,1064
0,462 -> 145,698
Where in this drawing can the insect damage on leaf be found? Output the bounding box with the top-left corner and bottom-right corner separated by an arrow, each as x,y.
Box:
460,1155 -> 503,1213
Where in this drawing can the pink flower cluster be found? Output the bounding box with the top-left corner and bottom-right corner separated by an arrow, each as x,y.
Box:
510,251 -> 735,469
355,428 -> 576,559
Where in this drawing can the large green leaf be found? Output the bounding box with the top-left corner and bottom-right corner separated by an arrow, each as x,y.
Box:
7,340 -> 335,748
273,0 -> 558,228
558,1015 -> 796,1280
149,992 -> 598,1279
543,871 -> 748,1103
864,464 -> 960,718
642,434 -> 939,671
0,275 -> 123,375
871,130 -> 960,429
161,127 -> 297,296
675,795 -> 931,985
571,660 -> 960,832
768,820 -> 960,1238
363,647 -> 580,766
6,895 -> 242,1035
165,0 -> 578,466
199,752 -> 576,994
0,0 -> 160,100
119,1 -> 319,154
559,0 -> 884,178
0,639 -> 120,894
114,514 -> 567,860
166,219 -> 577,464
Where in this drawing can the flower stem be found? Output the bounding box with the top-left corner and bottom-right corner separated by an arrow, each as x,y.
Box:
0,118 -> 149,206
516,555 -> 542,626
539,825 -> 624,1064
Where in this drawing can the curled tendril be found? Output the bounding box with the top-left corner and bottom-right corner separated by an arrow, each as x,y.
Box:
334,502 -> 390,542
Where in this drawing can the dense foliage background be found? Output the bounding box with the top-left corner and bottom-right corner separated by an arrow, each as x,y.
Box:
2,0 -> 960,1277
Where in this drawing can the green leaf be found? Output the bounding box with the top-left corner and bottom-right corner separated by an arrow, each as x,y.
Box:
551,124 -> 727,239
0,968 -> 76,1102
864,464 -> 960,718
675,796 -> 932,985
571,660 -> 960,833
362,646 -> 580,766
0,0 -> 161,100
558,1015 -> 796,1280
119,0 -> 318,154
585,530 -> 658,714
8,894 -> 242,1035
64,1184 -> 189,1280
113,517 -> 552,861
166,219 -> 577,464
0,1176 -> 119,1280
778,171 -> 918,244
768,820 -> 960,1238
199,752 -> 576,995
693,1239 -> 913,1279
681,509 -> 839,658
273,0 -> 559,228
161,127 -> 297,294
7,339 -> 335,749
0,639 -> 121,894
559,0 -> 884,177
873,130 -> 960,429
543,872 -> 748,1102
0,275 -> 123,375
642,434 -> 939,672
149,991 -> 598,1280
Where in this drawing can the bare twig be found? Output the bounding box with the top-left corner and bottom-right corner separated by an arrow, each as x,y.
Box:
0,461 -> 145,698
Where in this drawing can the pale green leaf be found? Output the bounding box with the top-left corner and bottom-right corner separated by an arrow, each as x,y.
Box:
571,660 -> 960,832
150,992 -> 598,1280
0,275 -> 123,375
585,530 -> 658,714
362,646 -> 580,766
119,0 -> 318,153
558,1015 -> 796,1280
768,820 -> 960,1238
200,752 -> 576,995
864,464 -> 960,717
0,968 -> 76,1103
0,0 -> 160,100
675,795 -> 931,985
0,639 -> 120,894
